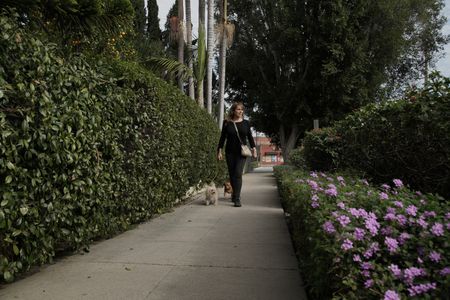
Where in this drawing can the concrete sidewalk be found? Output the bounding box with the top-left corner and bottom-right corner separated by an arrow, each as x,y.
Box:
0,168 -> 307,300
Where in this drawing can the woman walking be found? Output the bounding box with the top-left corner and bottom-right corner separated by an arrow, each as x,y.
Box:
217,102 -> 257,207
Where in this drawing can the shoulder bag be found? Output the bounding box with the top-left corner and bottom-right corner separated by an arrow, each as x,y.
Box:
232,121 -> 252,157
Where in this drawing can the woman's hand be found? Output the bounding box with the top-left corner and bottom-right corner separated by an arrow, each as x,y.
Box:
217,150 -> 223,161
252,148 -> 257,159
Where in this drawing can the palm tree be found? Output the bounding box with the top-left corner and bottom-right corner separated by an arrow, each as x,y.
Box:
218,0 -> 228,128
206,0 -> 215,115
197,0 -> 206,108
177,0 -> 185,91
186,0 -> 195,99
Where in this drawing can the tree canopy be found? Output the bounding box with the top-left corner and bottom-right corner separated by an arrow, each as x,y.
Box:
226,0 -> 448,158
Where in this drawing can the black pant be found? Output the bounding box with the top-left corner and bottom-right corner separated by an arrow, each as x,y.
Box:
226,153 -> 246,201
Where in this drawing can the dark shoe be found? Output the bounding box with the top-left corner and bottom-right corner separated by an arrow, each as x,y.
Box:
234,200 -> 242,207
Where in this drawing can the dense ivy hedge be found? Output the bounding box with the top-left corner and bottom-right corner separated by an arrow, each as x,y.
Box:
299,74 -> 450,198
0,12 -> 224,282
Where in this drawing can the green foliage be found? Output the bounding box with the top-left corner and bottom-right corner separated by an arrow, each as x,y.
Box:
226,0 -> 447,154
334,73 -> 450,198
274,167 -> 449,299
0,11 -> 224,282
147,0 -> 161,41
301,128 -> 341,171
287,147 -> 306,170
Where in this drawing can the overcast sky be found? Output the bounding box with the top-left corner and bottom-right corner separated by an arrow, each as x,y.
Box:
156,0 -> 450,76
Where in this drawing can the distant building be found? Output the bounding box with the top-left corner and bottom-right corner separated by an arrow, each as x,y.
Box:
253,135 -> 284,166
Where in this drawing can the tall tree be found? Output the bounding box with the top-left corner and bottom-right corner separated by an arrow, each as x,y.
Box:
226,0 -> 447,160
130,0 -> 146,36
197,0 -> 206,108
147,0 -> 161,41
206,0 -> 215,114
186,0 -> 195,99
178,0 -> 185,91
218,0 -> 228,128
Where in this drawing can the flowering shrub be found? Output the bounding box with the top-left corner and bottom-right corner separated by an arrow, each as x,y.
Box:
274,166 -> 449,299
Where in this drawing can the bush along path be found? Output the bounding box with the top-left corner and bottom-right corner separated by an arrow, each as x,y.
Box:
275,166 -> 449,299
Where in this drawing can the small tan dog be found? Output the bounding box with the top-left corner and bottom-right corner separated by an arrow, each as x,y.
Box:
204,183 -> 218,206
224,181 -> 233,198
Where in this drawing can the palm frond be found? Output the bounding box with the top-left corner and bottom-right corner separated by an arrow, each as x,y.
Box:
145,57 -> 192,81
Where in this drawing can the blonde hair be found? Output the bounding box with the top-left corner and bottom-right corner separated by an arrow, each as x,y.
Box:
227,102 -> 244,121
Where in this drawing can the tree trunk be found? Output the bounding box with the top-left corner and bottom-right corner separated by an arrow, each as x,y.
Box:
177,0 -> 184,91
198,0 -> 206,108
218,0 -> 227,128
279,124 -> 299,162
186,0 -> 195,99
206,0 -> 214,114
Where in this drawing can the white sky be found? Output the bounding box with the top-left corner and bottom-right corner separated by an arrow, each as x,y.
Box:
155,0 -> 450,76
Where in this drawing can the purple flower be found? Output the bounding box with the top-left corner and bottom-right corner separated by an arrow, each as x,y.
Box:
349,208 -> 367,218
407,283 -> 437,297
307,179 -> 319,191
384,290 -> 400,300
361,270 -> 371,277
384,213 -> 396,221
393,179 -> 403,188
398,232 -> 411,245
326,176 -> 334,182
381,184 -> 391,190
388,264 -> 402,278
420,199 -> 427,205
406,205 -> 418,216
387,207 -> 396,214
310,171 -> 318,178
417,257 -> 424,264
354,228 -> 366,241
337,202 -> 346,209
353,254 -> 362,262
385,237 -> 399,253
423,211 -> 436,218
295,178 -> 305,183
361,262 -> 373,270
393,201 -> 404,208
311,201 -> 320,208
381,226 -> 393,236
337,176 -> 344,182
417,217 -> 429,229
403,267 -> 426,284
365,217 -> 380,236
325,184 -> 338,197
396,214 -> 407,226
379,192 -> 389,200
364,279 -> 374,288
337,215 -> 351,227
445,212 -> 450,220
429,251 -> 441,262
323,221 -> 335,234
341,239 -> 353,251
440,267 -> 450,276
361,179 -> 369,186
431,223 -> 444,236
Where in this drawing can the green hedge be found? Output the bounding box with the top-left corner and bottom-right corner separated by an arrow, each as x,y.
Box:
299,74 -> 450,198
0,12 -> 225,282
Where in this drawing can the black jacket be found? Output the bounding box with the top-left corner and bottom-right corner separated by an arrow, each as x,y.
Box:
217,120 -> 256,155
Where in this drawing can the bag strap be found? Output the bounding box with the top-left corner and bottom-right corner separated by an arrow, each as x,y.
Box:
232,121 -> 244,145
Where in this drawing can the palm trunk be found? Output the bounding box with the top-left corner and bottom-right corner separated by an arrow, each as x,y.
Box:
177,0 -> 185,91
206,0 -> 214,114
218,0 -> 227,128
186,0 -> 195,99
198,0 -> 206,107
